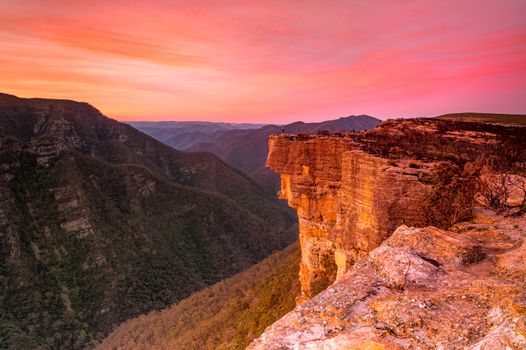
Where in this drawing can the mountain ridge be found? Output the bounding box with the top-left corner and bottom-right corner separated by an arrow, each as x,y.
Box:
132,115 -> 381,193
0,93 -> 296,349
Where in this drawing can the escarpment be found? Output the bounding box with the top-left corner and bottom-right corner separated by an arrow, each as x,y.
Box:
266,118 -> 526,301
253,117 -> 526,349
0,93 -> 297,348
267,136 -> 432,299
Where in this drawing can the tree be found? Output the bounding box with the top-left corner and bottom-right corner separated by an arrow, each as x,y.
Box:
424,163 -> 479,229
478,169 -> 510,212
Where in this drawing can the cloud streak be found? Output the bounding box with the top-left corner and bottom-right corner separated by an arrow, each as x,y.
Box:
0,0 -> 525,122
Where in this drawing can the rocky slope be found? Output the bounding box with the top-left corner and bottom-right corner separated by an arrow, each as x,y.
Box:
249,210 -> 526,349
253,116 -> 526,348
0,93 -> 296,349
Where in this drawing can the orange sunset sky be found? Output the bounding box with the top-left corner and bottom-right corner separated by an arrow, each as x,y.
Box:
1,0 -> 525,123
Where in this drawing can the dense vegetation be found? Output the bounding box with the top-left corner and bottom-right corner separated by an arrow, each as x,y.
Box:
98,243 -> 300,350
423,163 -> 479,228
0,94 -> 296,349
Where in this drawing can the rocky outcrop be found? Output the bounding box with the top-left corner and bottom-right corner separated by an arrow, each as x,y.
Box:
266,118 -> 526,301
267,135 -> 432,300
253,117 -> 526,349
249,209 -> 526,349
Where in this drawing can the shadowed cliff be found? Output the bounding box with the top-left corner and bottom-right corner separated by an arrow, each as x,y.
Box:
0,93 -> 297,349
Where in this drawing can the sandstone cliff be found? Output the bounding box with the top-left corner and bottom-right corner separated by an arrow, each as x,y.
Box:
266,118 -> 525,300
249,209 -> 526,349
254,117 -> 526,348
267,136 -> 432,300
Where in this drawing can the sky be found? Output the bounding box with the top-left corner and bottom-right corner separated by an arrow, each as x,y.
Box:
0,0 -> 525,123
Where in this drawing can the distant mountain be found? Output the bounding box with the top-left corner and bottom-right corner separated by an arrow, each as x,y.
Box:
129,121 -> 265,130
128,121 -> 265,149
133,115 -> 380,193
0,93 -> 296,349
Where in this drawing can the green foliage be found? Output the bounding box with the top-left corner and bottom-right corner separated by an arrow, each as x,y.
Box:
423,163 -> 479,229
2,154 -> 99,349
98,243 -> 301,350
1,153 -> 296,349
0,96 -> 297,349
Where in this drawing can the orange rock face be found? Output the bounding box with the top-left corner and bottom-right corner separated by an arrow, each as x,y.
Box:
254,120 -> 526,349
267,136 -> 431,300
249,210 -> 526,349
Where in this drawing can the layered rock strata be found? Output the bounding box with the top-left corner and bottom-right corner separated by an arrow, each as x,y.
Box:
266,118 -> 526,301
254,118 -> 526,349
267,136 -> 432,299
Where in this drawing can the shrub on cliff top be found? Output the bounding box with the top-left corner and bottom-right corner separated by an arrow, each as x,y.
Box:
424,163 -> 479,229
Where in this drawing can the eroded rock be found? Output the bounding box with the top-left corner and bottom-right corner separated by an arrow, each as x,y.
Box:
267,137 -> 432,300
249,215 -> 526,350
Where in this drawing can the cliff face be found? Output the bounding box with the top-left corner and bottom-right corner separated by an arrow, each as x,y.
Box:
0,93 -> 297,348
267,136 -> 431,300
253,117 -> 526,349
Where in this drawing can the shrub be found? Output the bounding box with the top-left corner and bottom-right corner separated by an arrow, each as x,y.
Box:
424,163 -> 479,229
478,169 -> 510,212
511,176 -> 526,214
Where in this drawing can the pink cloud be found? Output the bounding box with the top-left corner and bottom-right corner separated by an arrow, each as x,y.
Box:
0,0 -> 524,122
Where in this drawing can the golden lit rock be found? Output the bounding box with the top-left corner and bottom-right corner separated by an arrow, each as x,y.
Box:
266,136 -> 431,299
249,214 -> 526,350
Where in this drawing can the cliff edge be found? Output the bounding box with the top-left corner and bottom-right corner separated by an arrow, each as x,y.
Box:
249,210 -> 526,349
267,136 -> 431,300
252,117 -> 526,349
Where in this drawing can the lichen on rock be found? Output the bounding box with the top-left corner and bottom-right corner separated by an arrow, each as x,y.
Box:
249,213 -> 526,350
